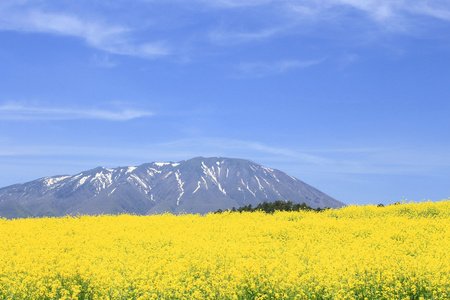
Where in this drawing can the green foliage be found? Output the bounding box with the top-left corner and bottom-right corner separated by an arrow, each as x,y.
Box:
215,200 -> 327,214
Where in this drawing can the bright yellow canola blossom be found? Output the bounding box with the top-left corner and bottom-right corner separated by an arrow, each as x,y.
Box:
0,201 -> 449,300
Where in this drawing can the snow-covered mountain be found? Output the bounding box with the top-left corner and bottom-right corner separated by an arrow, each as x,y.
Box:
0,157 -> 344,218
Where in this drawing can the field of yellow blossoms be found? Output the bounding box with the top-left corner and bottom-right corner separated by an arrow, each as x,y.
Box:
0,201 -> 449,300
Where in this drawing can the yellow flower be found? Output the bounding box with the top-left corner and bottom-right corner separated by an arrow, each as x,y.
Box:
0,201 -> 448,299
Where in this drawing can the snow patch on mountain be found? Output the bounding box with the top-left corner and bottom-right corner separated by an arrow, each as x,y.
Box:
76,176 -> 90,189
147,168 -> 162,175
201,176 -> 208,190
175,171 -> 184,205
42,176 -> 70,187
193,181 -> 201,194
262,166 -> 274,172
254,176 -> 264,190
125,167 -> 137,174
90,172 -> 114,192
108,188 -> 116,196
241,179 -> 256,197
202,162 -> 218,185
272,174 -> 280,183
129,174 -> 148,190
218,183 -> 226,195
154,162 -> 170,167
287,174 -> 298,181
202,162 -> 226,195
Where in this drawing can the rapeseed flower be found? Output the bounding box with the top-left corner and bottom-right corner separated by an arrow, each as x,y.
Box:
0,201 -> 448,299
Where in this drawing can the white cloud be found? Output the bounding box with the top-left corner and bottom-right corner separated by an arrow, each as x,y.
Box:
236,59 -> 324,77
0,8 -> 170,58
210,27 -> 283,44
200,0 -> 275,8
0,137 -> 327,167
1,0 -> 450,60
0,103 -> 154,121
298,0 -> 450,27
2,137 -> 449,177
147,138 -> 330,165
206,0 -> 450,48
1,135 -> 450,182
90,54 -> 118,68
408,2 -> 450,21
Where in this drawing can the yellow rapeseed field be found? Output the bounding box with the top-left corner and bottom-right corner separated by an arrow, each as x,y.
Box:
0,201 -> 449,300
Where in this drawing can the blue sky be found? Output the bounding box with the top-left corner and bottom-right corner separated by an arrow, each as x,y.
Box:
1,0 -> 449,205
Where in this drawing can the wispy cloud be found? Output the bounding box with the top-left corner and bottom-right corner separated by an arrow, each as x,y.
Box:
236,59 -> 324,78
408,2 -> 450,21
90,54 -> 118,68
0,137 -> 329,177
1,0 -> 450,60
198,0 -> 450,22
197,0 -> 276,8
210,0 -> 450,45
2,137 -> 449,178
290,0 -> 450,30
209,26 -> 284,45
343,0 -> 450,21
157,139 -> 450,177
0,8 -> 170,58
0,103 -> 154,121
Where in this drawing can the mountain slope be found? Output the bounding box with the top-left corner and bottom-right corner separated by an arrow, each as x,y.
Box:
0,157 -> 344,218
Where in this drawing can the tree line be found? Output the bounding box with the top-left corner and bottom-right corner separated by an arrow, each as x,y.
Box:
214,200 -> 401,214
214,200 -> 329,214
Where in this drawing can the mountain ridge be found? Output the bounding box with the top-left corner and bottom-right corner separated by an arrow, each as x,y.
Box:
0,157 -> 344,218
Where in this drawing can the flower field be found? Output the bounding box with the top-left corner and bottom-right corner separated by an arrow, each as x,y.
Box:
0,201 -> 449,300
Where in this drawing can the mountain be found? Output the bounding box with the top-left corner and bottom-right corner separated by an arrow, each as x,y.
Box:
0,157 -> 344,218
